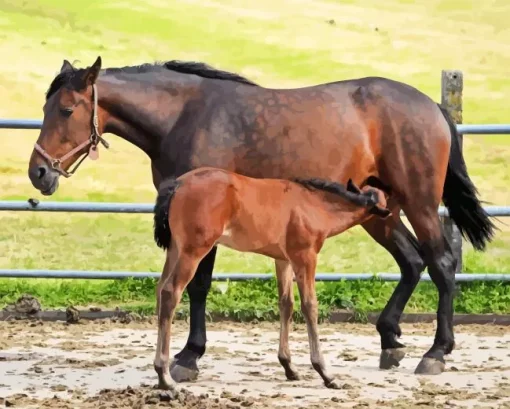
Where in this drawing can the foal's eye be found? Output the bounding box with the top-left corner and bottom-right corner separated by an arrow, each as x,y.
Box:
60,108 -> 74,118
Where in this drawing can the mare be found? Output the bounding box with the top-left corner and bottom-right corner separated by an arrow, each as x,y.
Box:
151,167 -> 392,391
27,56 -> 495,379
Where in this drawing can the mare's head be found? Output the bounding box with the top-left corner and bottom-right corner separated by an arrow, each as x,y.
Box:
28,56 -> 107,195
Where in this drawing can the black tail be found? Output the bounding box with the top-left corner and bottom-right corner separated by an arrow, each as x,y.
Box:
438,104 -> 496,251
294,177 -> 380,208
153,178 -> 181,250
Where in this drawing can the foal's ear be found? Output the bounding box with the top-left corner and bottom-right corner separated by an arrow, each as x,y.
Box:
81,56 -> 102,87
346,178 -> 362,194
371,206 -> 392,219
60,59 -> 74,73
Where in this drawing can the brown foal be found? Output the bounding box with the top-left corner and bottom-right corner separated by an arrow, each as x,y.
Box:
152,167 -> 391,391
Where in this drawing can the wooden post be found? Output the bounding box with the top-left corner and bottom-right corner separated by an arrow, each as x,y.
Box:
441,70 -> 463,273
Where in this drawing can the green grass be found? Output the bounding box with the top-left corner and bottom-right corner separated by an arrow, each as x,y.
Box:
1,277 -> 509,321
0,0 -> 510,317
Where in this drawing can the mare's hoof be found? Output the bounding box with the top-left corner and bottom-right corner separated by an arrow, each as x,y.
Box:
379,348 -> 406,370
170,363 -> 199,383
414,357 -> 445,375
325,380 -> 341,390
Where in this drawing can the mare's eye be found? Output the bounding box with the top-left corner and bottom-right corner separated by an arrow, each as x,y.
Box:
60,108 -> 74,118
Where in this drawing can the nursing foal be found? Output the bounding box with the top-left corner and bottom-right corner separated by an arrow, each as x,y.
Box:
152,167 -> 391,391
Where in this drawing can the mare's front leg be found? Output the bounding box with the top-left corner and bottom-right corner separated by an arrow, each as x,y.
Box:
170,247 -> 218,382
274,259 -> 300,381
361,211 -> 426,369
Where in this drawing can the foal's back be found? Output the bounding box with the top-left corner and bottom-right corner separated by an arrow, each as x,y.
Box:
169,167 -> 326,258
169,167 -> 379,260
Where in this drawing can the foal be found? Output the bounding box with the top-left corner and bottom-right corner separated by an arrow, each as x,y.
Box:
152,167 -> 391,391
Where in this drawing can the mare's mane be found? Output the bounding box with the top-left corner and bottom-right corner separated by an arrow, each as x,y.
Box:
46,59 -> 258,100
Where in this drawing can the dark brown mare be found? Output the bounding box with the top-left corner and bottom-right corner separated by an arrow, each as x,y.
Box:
152,167 -> 391,391
28,56 -> 495,379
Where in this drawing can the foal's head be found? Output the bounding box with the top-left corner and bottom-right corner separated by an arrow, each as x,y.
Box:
346,179 -> 391,219
28,56 -> 105,195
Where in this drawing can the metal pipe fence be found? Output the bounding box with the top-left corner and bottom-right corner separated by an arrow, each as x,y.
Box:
2,118 -> 510,134
2,199 -> 510,217
0,269 -> 509,282
1,118 -> 510,282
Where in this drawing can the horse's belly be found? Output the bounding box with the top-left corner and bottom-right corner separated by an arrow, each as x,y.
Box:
215,227 -> 285,259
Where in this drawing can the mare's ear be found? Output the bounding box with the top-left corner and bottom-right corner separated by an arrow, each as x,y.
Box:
81,56 -> 102,87
346,178 -> 362,194
60,59 -> 74,73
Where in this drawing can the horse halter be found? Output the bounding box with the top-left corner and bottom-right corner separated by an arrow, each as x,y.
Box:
34,84 -> 110,178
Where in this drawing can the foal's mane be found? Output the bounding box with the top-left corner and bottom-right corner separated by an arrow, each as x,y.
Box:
294,178 -> 378,208
46,59 -> 258,100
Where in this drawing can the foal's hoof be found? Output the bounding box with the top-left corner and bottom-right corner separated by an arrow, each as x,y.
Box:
379,348 -> 406,370
285,370 -> 301,381
158,381 -> 177,394
170,363 -> 199,383
155,365 -> 177,393
414,357 -> 445,375
325,380 -> 341,390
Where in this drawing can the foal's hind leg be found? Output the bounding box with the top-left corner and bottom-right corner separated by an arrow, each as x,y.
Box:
290,251 -> 339,389
170,247 -> 217,383
275,259 -> 300,381
403,206 -> 456,375
155,247 -> 204,390
361,210 -> 426,369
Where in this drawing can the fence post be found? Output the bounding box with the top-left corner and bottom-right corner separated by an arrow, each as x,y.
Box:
441,70 -> 463,273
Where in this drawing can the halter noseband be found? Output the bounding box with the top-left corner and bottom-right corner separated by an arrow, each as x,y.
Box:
34,84 -> 110,178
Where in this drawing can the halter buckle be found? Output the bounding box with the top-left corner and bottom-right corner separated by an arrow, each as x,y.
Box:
51,159 -> 62,170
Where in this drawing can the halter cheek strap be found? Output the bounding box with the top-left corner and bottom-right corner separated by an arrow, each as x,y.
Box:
34,84 -> 110,178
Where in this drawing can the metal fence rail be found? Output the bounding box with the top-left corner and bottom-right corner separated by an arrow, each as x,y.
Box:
2,199 -> 510,217
1,269 -> 509,282
2,118 -> 510,134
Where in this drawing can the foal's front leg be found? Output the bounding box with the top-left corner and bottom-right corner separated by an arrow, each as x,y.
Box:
275,259 -> 300,381
291,252 -> 340,389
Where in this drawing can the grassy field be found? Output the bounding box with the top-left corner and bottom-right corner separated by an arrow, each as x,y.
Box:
0,0 -> 510,314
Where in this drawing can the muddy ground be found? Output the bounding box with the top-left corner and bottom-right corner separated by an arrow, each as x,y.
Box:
1,318 -> 510,408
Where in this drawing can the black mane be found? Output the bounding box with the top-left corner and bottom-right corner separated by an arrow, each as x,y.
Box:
294,178 -> 378,208
46,59 -> 258,100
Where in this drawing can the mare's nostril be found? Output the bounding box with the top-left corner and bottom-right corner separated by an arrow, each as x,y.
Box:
37,166 -> 47,179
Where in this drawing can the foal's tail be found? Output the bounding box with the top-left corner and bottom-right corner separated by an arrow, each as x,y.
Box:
153,178 -> 181,250
438,104 -> 496,251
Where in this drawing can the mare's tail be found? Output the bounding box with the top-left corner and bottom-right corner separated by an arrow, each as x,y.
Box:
153,178 -> 181,250
438,104 -> 496,251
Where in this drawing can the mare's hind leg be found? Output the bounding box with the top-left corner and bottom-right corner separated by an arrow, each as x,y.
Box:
274,259 -> 300,381
361,206 -> 426,369
290,251 -> 339,389
403,206 -> 456,375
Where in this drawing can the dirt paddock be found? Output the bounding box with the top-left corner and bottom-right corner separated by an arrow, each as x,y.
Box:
1,319 -> 510,408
